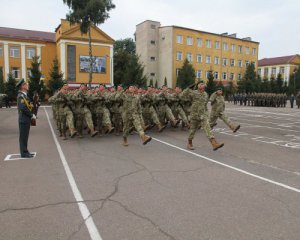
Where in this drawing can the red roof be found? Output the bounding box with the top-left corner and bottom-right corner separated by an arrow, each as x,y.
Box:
0,27 -> 55,43
258,55 -> 298,67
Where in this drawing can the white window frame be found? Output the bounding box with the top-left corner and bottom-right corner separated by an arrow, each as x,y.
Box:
0,46 -> 3,56
223,42 -> 228,51
196,70 -> 202,79
206,55 -> 211,64
214,56 -> 219,65
280,67 -> 285,74
197,38 -> 202,47
176,35 -> 183,44
252,48 -> 256,55
231,44 -> 235,52
187,53 -> 193,62
264,68 -> 268,76
222,58 -> 227,66
238,60 -> 242,67
238,73 -> 242,80
245,60 -> 249,67
27,48 -> 36,59
258,68 -> 262,76
245,47 -> 250,54
10,46 -> 20,58
196,54 -> 202,63
214,72 -> 219,79
187,36 -> 193,46
27,68 -> 32,78
206,71 -> 211,79
176,68 -> 180,76
215,41 -> 220,49
230,59 -> 235,67
222,72 -> 227,80
238,45 -> 242,53
271,67 -> 276,75
11,67 -> 20,79
230,73 -> 234,80
206,40 -> 211,48
176,51 -> 183,61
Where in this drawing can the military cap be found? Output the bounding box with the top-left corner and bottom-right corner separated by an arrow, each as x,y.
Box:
217,85 -> 224,91
197,80 -> 205,84
16,78 -> 26,89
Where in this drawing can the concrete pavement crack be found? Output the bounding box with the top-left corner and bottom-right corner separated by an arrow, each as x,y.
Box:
110,199 -> 178,240
66,168 -> 144,240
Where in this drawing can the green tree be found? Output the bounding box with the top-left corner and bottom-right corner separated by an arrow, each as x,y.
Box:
48,57 -> 64,95
224,81 -> 237,99
254,74 -> 262,93
206,71 -> 216,96
261,76 -> 270,93
149,79 -> 153,87
164,77 -> 168,87
176,59 -> 195,89
0,68 -> 5,93
243,63 -> 256,93
113,49 -> 147,88
154,80 -> 158,88
283,81 -> 289,94
5,73 -> 17,102
28,56 -> 42,99
114,38 -> 135,55
276,73 -> 284,93
289,66 -> 300,95
270,76 -> 276,93
63,0 -> 116,87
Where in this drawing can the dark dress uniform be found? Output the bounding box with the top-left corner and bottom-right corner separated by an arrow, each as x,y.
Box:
17,91 -> 33,158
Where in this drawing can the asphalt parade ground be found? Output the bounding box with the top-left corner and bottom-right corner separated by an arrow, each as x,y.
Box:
0,104 -> 300,240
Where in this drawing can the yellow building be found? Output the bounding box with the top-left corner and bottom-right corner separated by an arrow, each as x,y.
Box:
136,20 -> 259,88
0,19 -> 114,86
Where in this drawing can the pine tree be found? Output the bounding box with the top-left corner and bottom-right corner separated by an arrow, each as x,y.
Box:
28,56 -> 42,99
149,79 -> 154,87
154,80 -> 158,88
176,59 -> 195,89
243,63 -> 256,93
206,71 -> 216,96
48,57 -> 64,95
276,73 -> 284,93
0,68 -> 5,93
270,76 -> 276,93
164,77 -> 168,87
5,73 -> 17,102
261,76 -> 270,93
63,0 -> 116,87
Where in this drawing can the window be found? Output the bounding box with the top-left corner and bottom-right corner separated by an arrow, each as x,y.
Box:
206,71 -> 211,79
230,73 -> 234,80
197,38 -> 202,47
176,68 -> 180,76
245,60 -> 249,67
258,68 -> 262,76
196,54 -> 202,63
150,73 -> 156,76
196,70 -> 202,79
230,59 -> 235,67
187,36 -> 193,45
176,51 -> 183,61
222,58 -> 227,66
206,55 -> 211,64
187,53 -> 193,62
238,73 -> 242,80
176,35 -> 183,44
151,24 -> 156,29
150,40 -> 156,45
0,46 -> 2,56
27,48 -> 35,59
214,56 -> 219,65
222,72 -> 227,80
27,68 -> 32,78
271,67 -> 276,75
150,56 -> 156,61
223,42 -> 228,51
215,41 -> 220,49
280,67 -> 285,74
251,61 -> 256,67
214,72 -> 219,79
206,40 -> 211,48
238,60 -> 242,67
252,48 -> 256,55
11,67 -> 20,79
245,47 -> 250,54
264,68 -> 269,76
231,44 -> 235,52
10,46 -> 20,58
238,45 -> 242,53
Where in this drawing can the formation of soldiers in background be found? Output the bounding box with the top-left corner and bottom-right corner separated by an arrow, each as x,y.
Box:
48,83 -> 241,151
229,92 -> 300,108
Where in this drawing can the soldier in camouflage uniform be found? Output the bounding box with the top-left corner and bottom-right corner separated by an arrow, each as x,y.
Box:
209,87 -> 240,133
181,81 -> 224,151
110,85 -> 124,135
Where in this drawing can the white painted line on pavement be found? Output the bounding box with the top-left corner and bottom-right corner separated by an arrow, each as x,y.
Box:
44,107 -> 102,240
153,137 -> 300,194
4,152 -> 37,161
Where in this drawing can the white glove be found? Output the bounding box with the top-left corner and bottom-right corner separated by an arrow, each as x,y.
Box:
32,114 -> 37,119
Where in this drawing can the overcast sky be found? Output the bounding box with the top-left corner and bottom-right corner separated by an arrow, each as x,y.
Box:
1,0 -> 299,59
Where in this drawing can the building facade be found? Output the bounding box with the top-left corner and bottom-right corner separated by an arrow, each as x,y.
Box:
136,20 -> 259,88
0,19 -> 114,86
258,55 -> 300,83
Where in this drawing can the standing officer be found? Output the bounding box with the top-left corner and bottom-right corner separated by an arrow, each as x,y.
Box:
16,79 -> 36,158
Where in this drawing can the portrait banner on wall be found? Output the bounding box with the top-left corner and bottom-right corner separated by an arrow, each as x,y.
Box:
79,55 -> 107,73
